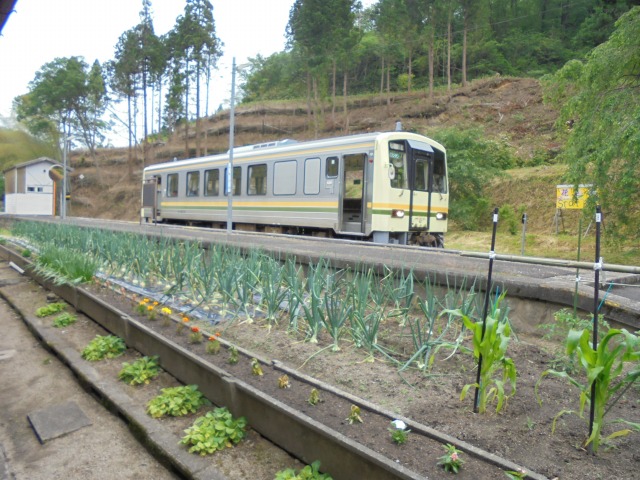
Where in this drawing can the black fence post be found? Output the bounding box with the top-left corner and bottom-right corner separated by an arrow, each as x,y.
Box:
588,205 -> 602,452
474,207 -> 499,413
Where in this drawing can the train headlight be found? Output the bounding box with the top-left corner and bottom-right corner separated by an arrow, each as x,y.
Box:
391,209 -> 405,218
435,212 -> 447,220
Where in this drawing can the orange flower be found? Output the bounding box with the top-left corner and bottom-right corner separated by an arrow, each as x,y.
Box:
215,332 -> 221,337
147,305 -> 154,311
153,301 -> 159,306
182,317 -> 189,323
208,335 -> 216,341
191,326 -> 200,333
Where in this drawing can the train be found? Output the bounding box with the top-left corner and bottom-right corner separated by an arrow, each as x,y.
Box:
141,130 -> 448,247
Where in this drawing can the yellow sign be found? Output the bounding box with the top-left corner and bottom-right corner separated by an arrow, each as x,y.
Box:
556,184 -> 592,210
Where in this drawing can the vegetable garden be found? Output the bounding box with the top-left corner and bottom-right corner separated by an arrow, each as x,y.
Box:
7,220 -> 640,479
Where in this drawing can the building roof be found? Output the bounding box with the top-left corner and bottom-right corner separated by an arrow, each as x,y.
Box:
0,0 -> 18,35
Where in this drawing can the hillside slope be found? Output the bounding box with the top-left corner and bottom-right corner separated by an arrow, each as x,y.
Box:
68,77 -> 561,226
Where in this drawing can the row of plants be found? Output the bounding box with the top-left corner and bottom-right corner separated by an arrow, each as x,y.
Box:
13,221 -> 497,373
35,299 -> 334,477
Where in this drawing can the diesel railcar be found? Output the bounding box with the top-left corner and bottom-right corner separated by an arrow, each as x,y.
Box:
141,131 -> 448,246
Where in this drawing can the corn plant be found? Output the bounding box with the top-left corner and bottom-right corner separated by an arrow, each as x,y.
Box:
455,293 -> 516,413
536,328 -> 640,452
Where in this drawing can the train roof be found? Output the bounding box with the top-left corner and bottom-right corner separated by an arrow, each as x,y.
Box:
143,131 -> 444,174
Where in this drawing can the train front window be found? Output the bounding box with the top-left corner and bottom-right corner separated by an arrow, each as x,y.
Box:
166,173 -> 178,197
389,141 -> 408,189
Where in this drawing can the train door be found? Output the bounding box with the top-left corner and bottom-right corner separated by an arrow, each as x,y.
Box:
142,176 -> 160,223
340,153 -> 367,234
407,140 -> 435,231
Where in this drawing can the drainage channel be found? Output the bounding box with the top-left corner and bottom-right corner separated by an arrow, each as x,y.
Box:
0,245 -> 548,480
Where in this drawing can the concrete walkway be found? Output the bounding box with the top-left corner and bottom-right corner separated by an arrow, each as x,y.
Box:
0,265 -> 178,480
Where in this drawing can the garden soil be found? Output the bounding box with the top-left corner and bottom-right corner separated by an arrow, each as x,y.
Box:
87,280 -> 640,480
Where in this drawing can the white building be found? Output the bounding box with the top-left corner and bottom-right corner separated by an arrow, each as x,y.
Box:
3,157 -> 65,215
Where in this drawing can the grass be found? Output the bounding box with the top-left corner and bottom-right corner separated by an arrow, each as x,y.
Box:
446,230 -> 640,266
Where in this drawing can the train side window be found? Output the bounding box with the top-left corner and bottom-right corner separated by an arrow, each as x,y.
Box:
273,160 -> 297,195
326,156 -> 339,178
433,149 -> 448,193
224,166 -> 242,196
186,171 -> 200,197
304,157 -> 320,195
248,164 -> 267,195
166,173 -> 179,197
204,169 -> 219,196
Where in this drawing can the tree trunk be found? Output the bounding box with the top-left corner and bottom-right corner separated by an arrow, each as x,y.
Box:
447,18 -> 452,93
306,71 -> 312,131
386,63 -> 391,110
408,51 -> 413,92
428,28 -> 435,99
127,94 -> 133,177
312,76 -> 319,138
184,60 -> 190,158
462,16 -> 468,87
380,56 -> 385,104
143,69 -> 148,168
331,59 -> 336,125
196,62 -> 202,158
343,68 -> 348,132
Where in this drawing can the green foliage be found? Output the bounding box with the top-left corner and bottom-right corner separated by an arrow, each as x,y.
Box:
539,308 -> 609,341
81,335 -> 126,361
15,56 -> 107,150
0,128 -> 57,173
274,461 -> 333,480
498,204 -> 520,236
33,243 -> 99,285
35,302 -> 66,317
21,249 -> 32,258
430,128 -> 516,230
346,404 -> 363,424
389,422 -> 410,445
147,385 -> 210,418
536,328 -> 640,453
437,443 -> 464,474
455,294 -> 517,413
180,407 -> 247,456
52,312 -> 77,328
542,7 -> 640,239
118,356 -> 161,386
